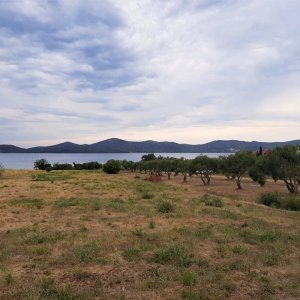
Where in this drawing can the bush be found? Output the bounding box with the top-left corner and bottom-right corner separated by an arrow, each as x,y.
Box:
34,159 -> 52,170
259,192 -> 281,208
73,161 -> 102,170
157,200 -> 175,213
0,162 -> 5,178
103,159 -> 122,174
52,163 -> 73,170
280,196 -> 300,211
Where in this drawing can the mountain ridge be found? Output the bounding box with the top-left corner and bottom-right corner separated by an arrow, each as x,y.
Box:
0,138 -> 299,153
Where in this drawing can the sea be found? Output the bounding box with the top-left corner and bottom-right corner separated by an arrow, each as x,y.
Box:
0,153 -> 229,170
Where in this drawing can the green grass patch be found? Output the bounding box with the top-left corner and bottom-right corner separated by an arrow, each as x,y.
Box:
241,230 -> 281,245
31,171 -> 73,182
72,242 -> 99,263
181,271 -> 197,286
157,200 -> 175,213
154,245 -> 194,267
25,231 -> 64,244
53,198 -> 83,208
123,246 -> 142,261
6,198 -> 44,209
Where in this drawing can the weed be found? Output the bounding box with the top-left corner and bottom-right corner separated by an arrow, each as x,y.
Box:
90,200 -> 101,211
154,245 -> 194,267
37,277 -> 80,299
194,226 -> 213,239
106,198 -> 125,211
5,273 -> 13,284
181,271 -> 197,286
32,247 -> 49,256
72,242 -> 99,263
204,197 -> 224,208
232,245 -> 242,254
148,221 -> 156,229
142,192 -> 154,199
157,200 -> 175,213
131,228 -> 144,237
123,247 -> 142,261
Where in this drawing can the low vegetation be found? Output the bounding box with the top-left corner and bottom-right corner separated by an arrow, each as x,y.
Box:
0,167 -> 299,299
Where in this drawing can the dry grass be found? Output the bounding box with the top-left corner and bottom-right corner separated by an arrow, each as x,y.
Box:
0,170 -> 299,299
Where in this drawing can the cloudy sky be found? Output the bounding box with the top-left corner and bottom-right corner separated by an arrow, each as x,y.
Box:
0,0 -> 299,147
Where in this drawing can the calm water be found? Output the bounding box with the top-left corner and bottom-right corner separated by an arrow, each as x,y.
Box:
0,153 -> 229,170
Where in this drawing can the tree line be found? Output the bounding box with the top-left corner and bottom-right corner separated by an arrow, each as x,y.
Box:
33,145 -> 299,193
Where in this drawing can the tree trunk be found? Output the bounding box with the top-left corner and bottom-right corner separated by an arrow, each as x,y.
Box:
236,177 -> 242,189
183,174 -> 187,182
200,175 -> 206,185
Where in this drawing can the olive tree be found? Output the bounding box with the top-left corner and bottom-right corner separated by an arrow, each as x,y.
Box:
34,159 -> 52,170
103,159 -> 122,174
192,155 -> 218,185
223,152 -> 255,189
267,145 -> 300,193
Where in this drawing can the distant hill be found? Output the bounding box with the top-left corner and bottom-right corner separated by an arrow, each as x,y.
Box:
0,138 -> 299,153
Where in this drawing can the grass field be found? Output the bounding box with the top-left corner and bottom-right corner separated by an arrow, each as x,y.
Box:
0,170 -> 299,299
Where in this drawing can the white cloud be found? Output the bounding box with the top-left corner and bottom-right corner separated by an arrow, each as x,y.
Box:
0,0 -> 299,146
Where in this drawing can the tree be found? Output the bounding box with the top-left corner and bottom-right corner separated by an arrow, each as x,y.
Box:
0,162 -> 5,178
266,145 -> 300,193
141,153 -> 156,161
161,158 -> 177,180
223,152 -> 255,189
103,159 -> 122,174
249,155 -> 267,186
191,155 -> 218,185
177,159 -> 190,182
34,159 -> 52,170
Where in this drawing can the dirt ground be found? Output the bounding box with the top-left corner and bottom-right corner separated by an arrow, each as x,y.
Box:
0,170 -> 299,299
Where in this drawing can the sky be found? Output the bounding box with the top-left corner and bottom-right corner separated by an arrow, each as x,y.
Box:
0,0 -> 300,147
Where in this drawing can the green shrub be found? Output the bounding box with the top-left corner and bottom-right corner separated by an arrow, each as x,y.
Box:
259,192 -> 300,211
280,195 -> 300,211
103,160 -> 122,174
259,192 -> 281,208
149,221 -> 156,229
52,163 -> 73,170
34,159 -> 52,170
73,161 -> 102,170
157,200 -> 175,213
142,192 -> 154,199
